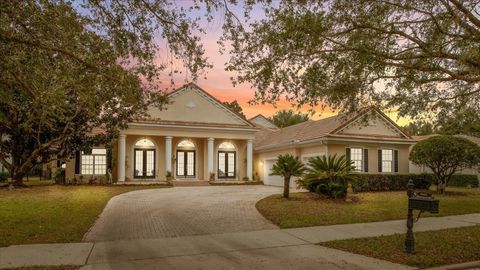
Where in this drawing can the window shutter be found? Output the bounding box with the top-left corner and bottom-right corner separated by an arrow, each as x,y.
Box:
363,149 -> 368,172
75,151 -> 80,174
377,149 -> 382,173
346,148 -> 351,163
394,150 -> 399,173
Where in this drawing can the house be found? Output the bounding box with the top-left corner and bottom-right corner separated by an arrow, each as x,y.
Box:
248,114 -> 278,129
254,107 -> 416,186
64,83 -> 416,186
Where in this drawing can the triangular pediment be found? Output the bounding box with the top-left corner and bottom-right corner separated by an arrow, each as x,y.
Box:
145,83 -> 253,127
332,108 -> 410,138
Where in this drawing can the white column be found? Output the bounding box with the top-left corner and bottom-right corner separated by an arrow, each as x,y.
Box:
165,136 -> 172,174
207,138 -> 214,175
246,139 -> 253,180
117,134 -> 126,182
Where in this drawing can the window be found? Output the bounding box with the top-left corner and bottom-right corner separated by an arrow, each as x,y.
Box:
351,148 -> 363,172
81,148 -> 107,175
218,142 -> 236,178
177,140 -> 195,148
381,149 -> 393,173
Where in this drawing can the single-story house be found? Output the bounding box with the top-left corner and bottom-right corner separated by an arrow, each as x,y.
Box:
63,83 -> 417,186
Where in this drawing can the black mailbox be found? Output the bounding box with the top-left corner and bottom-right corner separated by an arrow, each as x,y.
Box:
408,196 -> 439,214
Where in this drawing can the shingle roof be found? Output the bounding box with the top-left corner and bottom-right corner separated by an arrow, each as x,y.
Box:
254,107 -> 413,150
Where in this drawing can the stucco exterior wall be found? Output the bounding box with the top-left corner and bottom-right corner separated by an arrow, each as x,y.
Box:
146,88 -> 245,125
327,142 -> 410,174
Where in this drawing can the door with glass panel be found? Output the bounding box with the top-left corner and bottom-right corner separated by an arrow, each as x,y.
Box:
176,150 -> 195,178
218,151 -> 236,178
134,149 -> 156,179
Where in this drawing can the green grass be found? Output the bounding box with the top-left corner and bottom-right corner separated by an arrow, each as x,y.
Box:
0,182 -> 169,246
321,226 -> 480,269
256,187 -> 480,228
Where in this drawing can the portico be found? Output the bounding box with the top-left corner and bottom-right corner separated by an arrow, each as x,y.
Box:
116,131 -> 255,182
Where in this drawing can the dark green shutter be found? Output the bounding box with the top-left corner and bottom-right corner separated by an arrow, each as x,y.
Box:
377,149 -> 382,173
346,148 -> 351,163
394,150 -> 399,173
74,151 -> 80,174
363,149 -> 368,172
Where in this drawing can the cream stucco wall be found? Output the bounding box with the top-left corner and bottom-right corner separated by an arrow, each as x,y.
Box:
338,115 -> 401,137
327,142 -> 410,174
147,88 -> 245,126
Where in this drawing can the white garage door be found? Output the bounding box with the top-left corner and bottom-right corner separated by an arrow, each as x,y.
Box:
263,159 -> 295,187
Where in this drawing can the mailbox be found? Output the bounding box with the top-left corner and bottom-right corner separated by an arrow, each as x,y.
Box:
408,196 -> 439,214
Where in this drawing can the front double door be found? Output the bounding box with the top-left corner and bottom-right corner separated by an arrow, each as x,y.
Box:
176,150 -> 195,178
134,149 -> 155,179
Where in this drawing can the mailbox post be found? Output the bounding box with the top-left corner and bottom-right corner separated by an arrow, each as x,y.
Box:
404,180 -> 439,254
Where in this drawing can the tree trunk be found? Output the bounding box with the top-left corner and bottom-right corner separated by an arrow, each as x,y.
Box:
283,176 -> 290,199
11,169 -> 26,187
437,180 -> 446,194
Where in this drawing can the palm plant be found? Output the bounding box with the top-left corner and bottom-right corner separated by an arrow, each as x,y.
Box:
270,154 -> 305,199
299,154 -> 354,198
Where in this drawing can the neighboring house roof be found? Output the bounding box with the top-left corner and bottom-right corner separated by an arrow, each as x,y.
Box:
248,114 -> 278,129
413,134 -> 480,145
254,107 -> 414,151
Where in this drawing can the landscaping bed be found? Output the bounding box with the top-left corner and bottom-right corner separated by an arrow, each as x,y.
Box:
0,182 -> 169,246
321,226 -> 480,269
255,187 -> 480,228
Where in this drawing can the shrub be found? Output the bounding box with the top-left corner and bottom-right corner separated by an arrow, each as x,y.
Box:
298,154 -> 353,199
350,174 -> 434,192
448,175 -> 479,188
0,172 -> 9,182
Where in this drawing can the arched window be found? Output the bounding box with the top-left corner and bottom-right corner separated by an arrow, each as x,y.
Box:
218,141 -> 236,179
135,138 -> 155,148
134,139 -> 155,179
218,142 -> 236,150
177,140 -> 195,149
176,140 -> 196,177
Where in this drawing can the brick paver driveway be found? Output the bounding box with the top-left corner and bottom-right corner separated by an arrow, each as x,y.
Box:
84,186 -> 282,242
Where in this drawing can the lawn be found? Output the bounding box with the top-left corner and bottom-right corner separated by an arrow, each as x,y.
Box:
256,187 -> 480,228
321,226 -> 480,269
0,180 -> 169,246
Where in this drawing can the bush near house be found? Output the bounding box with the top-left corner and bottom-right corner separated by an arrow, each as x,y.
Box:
0,172 -> 9,182
350,174 -> 478,192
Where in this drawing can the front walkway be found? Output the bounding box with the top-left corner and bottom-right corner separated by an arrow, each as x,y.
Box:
84,186 -> 281,241
2,213 -> 479,269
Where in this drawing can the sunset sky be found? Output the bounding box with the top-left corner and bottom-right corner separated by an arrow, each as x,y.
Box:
154,2 -> 409,125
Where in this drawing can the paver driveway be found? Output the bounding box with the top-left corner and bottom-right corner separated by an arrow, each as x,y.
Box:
84,185 -> 282,241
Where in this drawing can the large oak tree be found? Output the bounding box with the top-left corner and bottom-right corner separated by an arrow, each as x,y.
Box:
0,0 -> 235,185
225,0 -> 480,122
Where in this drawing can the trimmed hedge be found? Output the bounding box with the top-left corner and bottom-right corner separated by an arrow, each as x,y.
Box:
350,174 -> 432,192
0,172 -> 9,182
448,174 -> 479,188
350,174 -> 479,192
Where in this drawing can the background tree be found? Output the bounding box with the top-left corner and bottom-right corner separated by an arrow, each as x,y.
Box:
225,0 -> 480,124
270,154 -> 305,199
222,100 -> 246,118
409,135 -> 480,194
437,108 -> 480,137
269,109 -> 309,128
403,121 -> 436,136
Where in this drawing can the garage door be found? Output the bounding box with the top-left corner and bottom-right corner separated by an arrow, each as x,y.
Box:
263,159 -> 295,187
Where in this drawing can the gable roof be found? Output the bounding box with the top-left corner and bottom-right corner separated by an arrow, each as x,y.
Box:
254,107 -> 414,150
169,83 -> 255,127
248,114 -> 278,129
135,83 -> 257,129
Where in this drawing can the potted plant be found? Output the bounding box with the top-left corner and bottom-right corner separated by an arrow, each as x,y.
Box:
209,172 -> 216,181
166,171 -> 173,183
